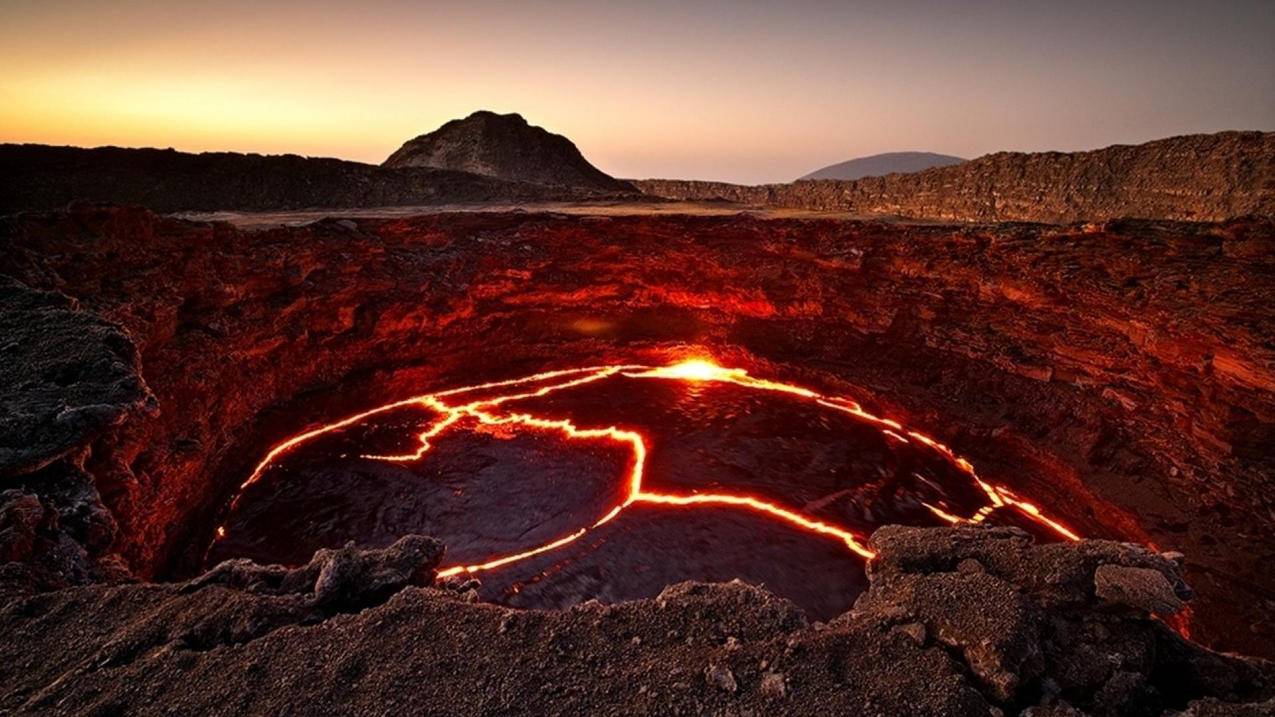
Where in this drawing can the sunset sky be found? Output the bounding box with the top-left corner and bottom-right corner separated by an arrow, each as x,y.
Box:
2,1 -> 1271,184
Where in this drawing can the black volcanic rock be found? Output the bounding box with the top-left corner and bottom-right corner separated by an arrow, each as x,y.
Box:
188,534 -> 444,610
0,278 -> 151,595
799,151 -> 965,180
383,110 -> 634,192
0,277 -> 155,477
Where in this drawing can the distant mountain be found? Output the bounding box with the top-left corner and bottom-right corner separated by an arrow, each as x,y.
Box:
384,111 -> 633,192
635,131 -> 1275,223
799,151 -> 965,181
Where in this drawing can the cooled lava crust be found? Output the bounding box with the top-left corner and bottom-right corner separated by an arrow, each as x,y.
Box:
2,206 -> 1274,715
207,358 -> 1082,620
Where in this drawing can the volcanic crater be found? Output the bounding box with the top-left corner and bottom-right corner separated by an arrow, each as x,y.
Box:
3,205 -> 1274,714
208,358 -> 1079,619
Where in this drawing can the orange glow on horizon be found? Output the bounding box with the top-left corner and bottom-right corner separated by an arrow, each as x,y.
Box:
216,358 -> 1081,579
4,3 -> 1272,184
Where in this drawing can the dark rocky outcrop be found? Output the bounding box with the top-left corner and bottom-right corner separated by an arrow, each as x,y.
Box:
0,279 -> 153,596
852,526 -> 1273,716
0,144 -> 636,214
1093,564 -> 1187,615
184,533 -> 443,610
0,277 -> 155,477
0,526 -> 1270,715
636,131 -> 1275,222
0,460 -> 135,597
384,111 -> 634,192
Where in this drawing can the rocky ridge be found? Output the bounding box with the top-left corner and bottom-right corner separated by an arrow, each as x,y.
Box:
0,278 -> 155,477
0,279 -> 156,596
0,144 -> 636,214
636,131 -> 1275,222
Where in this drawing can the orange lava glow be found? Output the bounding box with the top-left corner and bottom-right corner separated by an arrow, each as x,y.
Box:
217,358 -> 1081,577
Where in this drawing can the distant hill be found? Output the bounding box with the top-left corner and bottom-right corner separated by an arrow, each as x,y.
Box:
635,131 -> 1275,223
384,111 -> 634,192
799,151 -> 965,181
0,144 -> 635,214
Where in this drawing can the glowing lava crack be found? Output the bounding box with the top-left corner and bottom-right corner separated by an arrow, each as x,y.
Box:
215,359 -> 1080,579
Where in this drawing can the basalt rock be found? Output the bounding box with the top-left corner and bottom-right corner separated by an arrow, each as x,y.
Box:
635,131 -> 1275,222
0,277 -> 155,477
0,458 -> 133,597
1094,564 -> 1186,615
0,278 -> 153,594
184,533 -> 443,609
853,526 -> 1240,713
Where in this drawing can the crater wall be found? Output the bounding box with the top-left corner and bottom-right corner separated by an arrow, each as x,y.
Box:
1,207 -> 1272,658
634,131 -> 1275,222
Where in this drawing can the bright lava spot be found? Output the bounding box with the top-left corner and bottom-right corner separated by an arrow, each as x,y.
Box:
215,359 -> 1080,584
653,358 -> 740,381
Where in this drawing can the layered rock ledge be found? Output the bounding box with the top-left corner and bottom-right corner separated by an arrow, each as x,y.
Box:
634,131 -> 1275,223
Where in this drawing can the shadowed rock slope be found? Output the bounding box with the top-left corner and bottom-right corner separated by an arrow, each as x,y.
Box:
0,279 -> 154,477
0,279 -> 156,595
0,144 -> 635,214
636,132 -> 1275,222
384,110 -> 634,192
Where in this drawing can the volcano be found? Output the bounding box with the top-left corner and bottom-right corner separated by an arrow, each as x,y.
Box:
4,201 -> 1274,714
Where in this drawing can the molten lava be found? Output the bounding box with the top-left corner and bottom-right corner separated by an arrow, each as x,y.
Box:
214,358 -> 1079,586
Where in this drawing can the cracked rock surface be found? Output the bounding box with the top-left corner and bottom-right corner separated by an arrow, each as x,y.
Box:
0,277 -> 154,477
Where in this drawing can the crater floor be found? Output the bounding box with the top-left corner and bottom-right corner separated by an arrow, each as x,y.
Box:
210,360 -> 1076,617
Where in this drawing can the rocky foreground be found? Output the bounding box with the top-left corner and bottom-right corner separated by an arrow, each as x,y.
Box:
1,526 -> 1271,716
